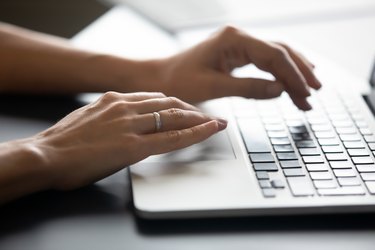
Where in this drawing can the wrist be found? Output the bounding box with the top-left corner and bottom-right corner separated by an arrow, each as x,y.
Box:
0,138 -> 53,203
83,54 -> 166,93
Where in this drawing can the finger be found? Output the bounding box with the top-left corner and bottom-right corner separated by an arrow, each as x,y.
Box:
131,96 -> 200,114
99,91 -> 166,104
242,36 -> 310,96
213,75 -> 285,99
119,92 -> 167,102
239,36 -> 313,110
275,42 -> 321,89
132,109 -> 223,134
142,120 -> 224,155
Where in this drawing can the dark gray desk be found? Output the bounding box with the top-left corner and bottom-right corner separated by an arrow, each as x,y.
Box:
0,96 -> 375,250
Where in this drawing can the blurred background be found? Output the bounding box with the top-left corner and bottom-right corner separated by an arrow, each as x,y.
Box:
0,0 -> 374,80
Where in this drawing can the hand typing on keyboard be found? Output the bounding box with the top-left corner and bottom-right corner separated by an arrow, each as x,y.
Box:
0,22 -> 321,204
158,26 -> 321,110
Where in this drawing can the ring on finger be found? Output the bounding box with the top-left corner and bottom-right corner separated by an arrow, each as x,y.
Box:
153,111 -> 162,132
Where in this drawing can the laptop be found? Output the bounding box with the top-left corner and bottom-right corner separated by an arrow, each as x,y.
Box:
129,40 -> 375,221
73,6 -> 375,219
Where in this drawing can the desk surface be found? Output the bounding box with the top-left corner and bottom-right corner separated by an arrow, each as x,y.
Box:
1,5 -> 375,250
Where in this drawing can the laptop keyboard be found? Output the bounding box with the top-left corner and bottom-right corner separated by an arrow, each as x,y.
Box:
233,90 -> 375,198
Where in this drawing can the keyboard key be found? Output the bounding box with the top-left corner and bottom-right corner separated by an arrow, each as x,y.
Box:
271,179 -> 285,189
336,127 -> 357,134
368,143 -> 375,151
265,124 -> 285,131
299,148 -> 320,156
283,168 -> 305,177
314,132 -> 336,139
280,160 -> 301,169
352,157 -> 374,165
338,177 -> 361,186
311,124 -> 331,132
364,135 -> 375,143
332,120 -> 353,128
310,171 -> 333,180
339,134 -> 361,141
356,164 -> 375,173
277,152 -> 298,160
250,153 -> 275,163
318,186 -> 365,196
267,131 -> 288,138
326,153 -> 348,161
256,171 -> 270,180
292,133 -> 312,141
333,169 -> 357,178
303,156 -> 324,163
313,180 -> 337,189
238,118 -> 271,153
308,117 -> 329,125
286,120 -> 304,127
321,146 -> 343,153
273,144 -> 294,152
268,131 -> 288,138
359,128 -> 372,135
262,117 -> 282,124
287,177 -> 315,196
343,141 -> 366,149
329,161 -> 352,169
360,173 -> 375,181
295,140 -> 316,148
259,180 -> 272,188
347,149 -> 370,156
253,163 -> 278,171
356,120 -> 368,128
288,126 -> 307,133
318,138 -> 340,146
365,181 -> 375,195
270,138 -> 291,145
262,188 -> 276,198
329,114 -> 350,121
306,163 -> 329,172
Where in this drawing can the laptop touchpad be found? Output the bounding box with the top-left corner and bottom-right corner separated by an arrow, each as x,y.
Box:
143,130 -> 235,163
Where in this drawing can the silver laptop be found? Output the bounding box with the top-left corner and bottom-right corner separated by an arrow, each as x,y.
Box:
74,5 -> 375,219
130,42 -> 375,220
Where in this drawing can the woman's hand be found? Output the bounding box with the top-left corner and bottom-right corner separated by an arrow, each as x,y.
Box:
31,92 -> 226,191
157,26 -> 321,110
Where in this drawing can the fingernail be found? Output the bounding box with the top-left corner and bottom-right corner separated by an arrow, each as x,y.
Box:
217,118 -> 228,131
303,101 -> 312,111
314,78 -> 322,89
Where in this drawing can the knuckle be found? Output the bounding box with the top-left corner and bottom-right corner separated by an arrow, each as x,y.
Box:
101,91 -> 120,102
112,101 -> 126,112
220,25 -> 239,37
267,46 -> 289,68
275,41 -> 289,50
273,46 -> 288,59
166,130 -> 182,144
167,96 -> 183,107
154,92 -> 166,98
108,101 -> 129,115
187,127 -> 199,138
167,108 -> 184,120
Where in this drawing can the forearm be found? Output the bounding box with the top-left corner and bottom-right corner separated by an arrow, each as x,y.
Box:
0,22 -> 163,94
0,138 -> 51,204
